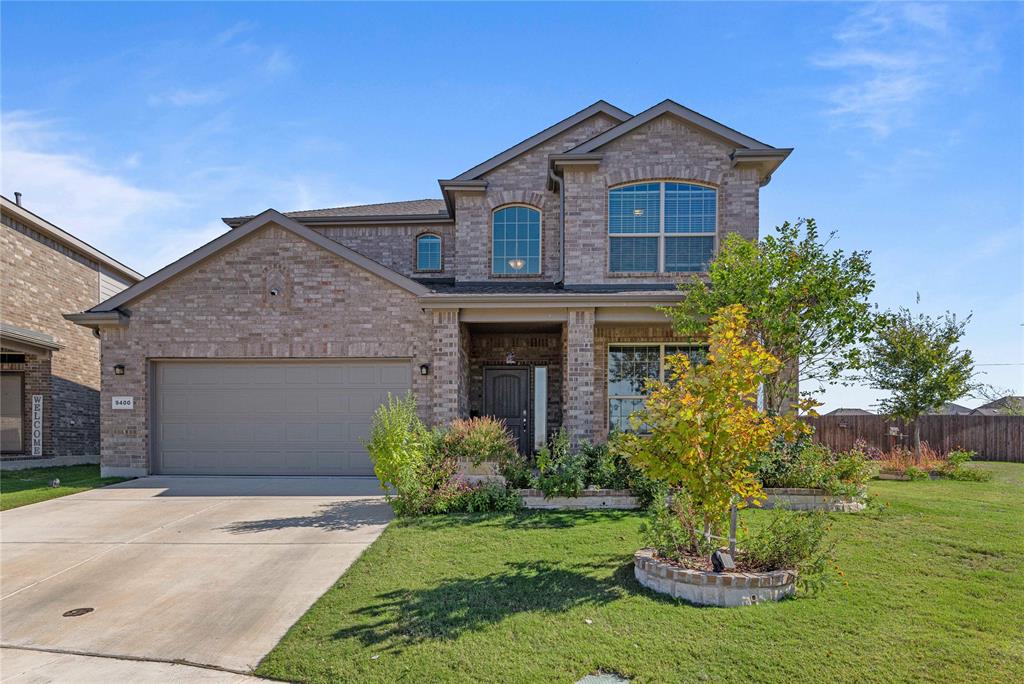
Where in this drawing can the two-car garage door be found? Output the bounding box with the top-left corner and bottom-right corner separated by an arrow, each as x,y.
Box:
152,360 -> 410,476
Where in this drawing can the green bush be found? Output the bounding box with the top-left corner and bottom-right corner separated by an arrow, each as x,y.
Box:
536,429 -> 586,498
753,437 -> 875,496
498,451 -> 534,489
446,482 -> 523,514
741,509 -> 837,593
640,489 -> 718,561
942,450 -> 992,481
904,465 -> 930,481
365,393 -> 434,516
441,416 -> 517,466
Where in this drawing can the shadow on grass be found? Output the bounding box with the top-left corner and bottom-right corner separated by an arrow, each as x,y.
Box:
333,558 -> 640,651
218,499 -> 391,534
405,508 -> 640,532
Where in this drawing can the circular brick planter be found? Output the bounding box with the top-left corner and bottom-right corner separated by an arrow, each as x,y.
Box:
634,548 -> 796,607
760,488 -> 865,512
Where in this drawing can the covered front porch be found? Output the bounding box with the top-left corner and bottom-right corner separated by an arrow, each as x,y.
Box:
425,294 -> 699,451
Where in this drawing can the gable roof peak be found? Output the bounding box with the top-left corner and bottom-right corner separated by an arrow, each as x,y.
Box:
568,99 -> 777,154
76,208 -> 429,317
448,99 -> 631,182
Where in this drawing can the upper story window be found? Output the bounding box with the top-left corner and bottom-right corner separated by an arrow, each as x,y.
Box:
608,182 -> 716,273
416,234 -> 442,271
492,205 -> 541,275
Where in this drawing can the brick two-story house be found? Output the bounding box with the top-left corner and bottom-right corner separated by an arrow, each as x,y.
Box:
67,100 -> 790,478
2,195 -> 142,465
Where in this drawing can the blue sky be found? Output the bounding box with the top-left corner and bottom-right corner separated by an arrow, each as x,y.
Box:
2,2 -> 1022,411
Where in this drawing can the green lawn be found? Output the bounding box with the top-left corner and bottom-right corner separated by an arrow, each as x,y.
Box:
259,463 -> 1024,684
0,464 -> 128,510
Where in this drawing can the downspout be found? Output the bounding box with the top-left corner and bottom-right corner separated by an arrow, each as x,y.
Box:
548,166 -> 565,286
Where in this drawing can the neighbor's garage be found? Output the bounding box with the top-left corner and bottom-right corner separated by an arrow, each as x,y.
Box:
151,360 -> 409,476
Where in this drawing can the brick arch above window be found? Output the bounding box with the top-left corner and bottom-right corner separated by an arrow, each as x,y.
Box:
605,165 -> 725,188
485,190 -> 547,212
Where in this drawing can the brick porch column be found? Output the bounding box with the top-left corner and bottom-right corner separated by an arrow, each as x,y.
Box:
563,308 -> 596,443
431,308 -> 461,426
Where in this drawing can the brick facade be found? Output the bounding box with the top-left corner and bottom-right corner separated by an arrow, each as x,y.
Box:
1,212 -> 135,460
313,223 -> 455,276
1,350 -> 53,456
97,224 -> 436,472
563,115 -> 760,284
78,101 -> 781,469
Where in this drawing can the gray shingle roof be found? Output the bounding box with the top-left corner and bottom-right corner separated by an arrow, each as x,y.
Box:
223,199 -> 448,224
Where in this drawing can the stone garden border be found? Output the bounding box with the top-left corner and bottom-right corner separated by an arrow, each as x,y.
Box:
516,488 -> 639,510
759,488 -> 865,512
634,548 -> 796,607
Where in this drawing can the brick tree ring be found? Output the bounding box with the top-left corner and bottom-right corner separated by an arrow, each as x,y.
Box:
633,548 -> 797,607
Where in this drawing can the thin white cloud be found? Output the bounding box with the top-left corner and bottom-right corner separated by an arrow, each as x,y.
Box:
147,88 -> 225,108
815,3 -> 997,137
263,47 -> 294,77
214,20 -> 257,46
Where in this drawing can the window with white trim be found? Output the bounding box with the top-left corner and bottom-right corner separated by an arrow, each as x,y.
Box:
416,234 -> 442,271
492,205 -> 541,275
608,182 -> 716,273
608,344 -> 708,432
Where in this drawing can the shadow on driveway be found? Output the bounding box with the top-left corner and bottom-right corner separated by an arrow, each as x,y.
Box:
218,499 -> 391,534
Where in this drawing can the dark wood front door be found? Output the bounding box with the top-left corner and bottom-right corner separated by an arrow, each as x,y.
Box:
483,367 -> 530,454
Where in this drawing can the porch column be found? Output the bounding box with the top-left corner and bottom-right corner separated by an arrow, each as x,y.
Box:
431,308 -> 462,426
563,307 -> 596,443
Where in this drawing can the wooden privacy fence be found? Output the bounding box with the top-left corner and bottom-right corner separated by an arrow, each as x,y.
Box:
802,415 -> 1024,463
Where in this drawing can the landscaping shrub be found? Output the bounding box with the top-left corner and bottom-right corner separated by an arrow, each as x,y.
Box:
753,437 -> 875,497
942,449 -> 992,482
640,490 -> 718,564
498,451 -> 535,489
741,509 -> 837,593
446,481 -> 522,514
367,397 -> 522,516
366,393 -> 434,516
536,429 -> 586,498
441,416 -> 517,466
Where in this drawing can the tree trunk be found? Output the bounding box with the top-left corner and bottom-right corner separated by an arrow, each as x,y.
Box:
914,421 -> 921,462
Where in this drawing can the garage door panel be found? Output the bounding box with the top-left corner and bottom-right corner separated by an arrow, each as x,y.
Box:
153,360 -> 408,476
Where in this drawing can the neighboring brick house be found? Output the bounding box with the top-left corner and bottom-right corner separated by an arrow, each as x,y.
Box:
67,99 -> 791,478
2,195 -> 142,465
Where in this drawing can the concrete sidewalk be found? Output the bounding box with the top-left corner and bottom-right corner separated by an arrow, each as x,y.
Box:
0,476 -> 391,678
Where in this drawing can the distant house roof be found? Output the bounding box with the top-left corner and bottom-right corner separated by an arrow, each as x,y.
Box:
927,402 -> 973,415
223,199 -> 449,227
824,408 -> 874,416
1,195 -> 143,282
973,396 -> 1024,415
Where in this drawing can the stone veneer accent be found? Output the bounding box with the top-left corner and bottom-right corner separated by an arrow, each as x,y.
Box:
517,488 -> 638,510
634,548 -> 796,607
760,488 -> 866,513
2,214 -> 134,459
97,224 -> 435,474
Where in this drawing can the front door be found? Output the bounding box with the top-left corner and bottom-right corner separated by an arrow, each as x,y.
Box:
483,367 -> 530,454
1,373 -> 24,453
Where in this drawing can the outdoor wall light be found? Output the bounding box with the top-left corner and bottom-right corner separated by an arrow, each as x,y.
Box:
419,363 -> 430,376
113,364 -> 125,376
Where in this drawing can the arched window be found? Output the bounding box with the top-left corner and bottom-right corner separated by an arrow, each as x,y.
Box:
492,205 -> 541,275
416,234 -> 442,271
608,182 -> 716,273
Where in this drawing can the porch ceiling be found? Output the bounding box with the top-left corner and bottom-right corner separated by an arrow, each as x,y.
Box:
464,321 -> 562,334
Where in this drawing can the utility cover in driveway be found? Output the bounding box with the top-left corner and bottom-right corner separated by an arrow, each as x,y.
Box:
153,360 -> 409,476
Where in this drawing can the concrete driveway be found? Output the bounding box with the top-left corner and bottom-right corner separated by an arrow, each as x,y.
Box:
0,476 -> 391,680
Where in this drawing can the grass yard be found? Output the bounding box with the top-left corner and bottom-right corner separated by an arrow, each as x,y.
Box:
0,464 -> 128,511
259,463 -> 1024,684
